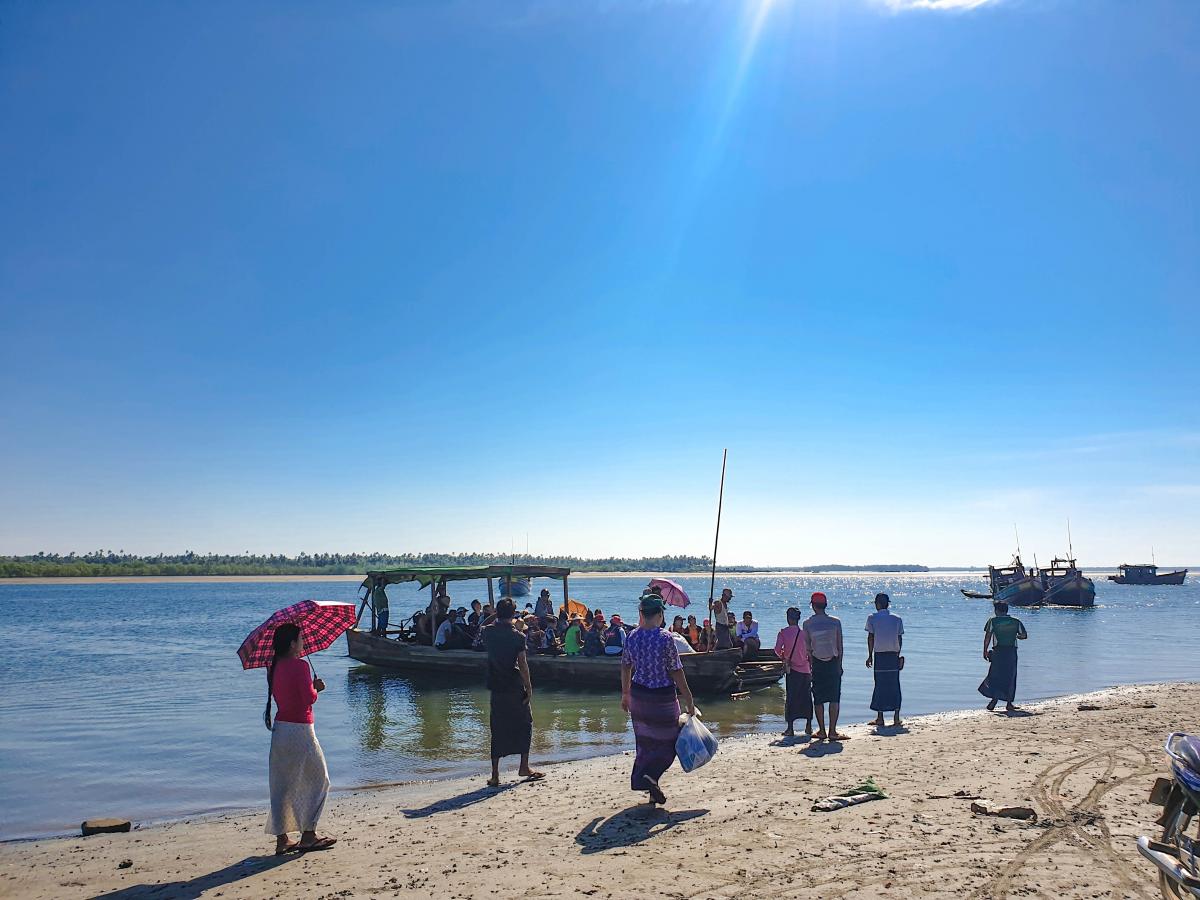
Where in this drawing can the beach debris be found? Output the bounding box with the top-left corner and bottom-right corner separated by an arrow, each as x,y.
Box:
971,800 -> 1037,822
117,859 -> 132,869
1077,703 -> 1102,711
82,818 -> 132,836
812,777 -> 887,812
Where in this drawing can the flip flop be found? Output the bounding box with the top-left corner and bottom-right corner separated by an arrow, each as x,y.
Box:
297,837 -> 337,852
520,772 -> 545,782
274,842 -> 300,856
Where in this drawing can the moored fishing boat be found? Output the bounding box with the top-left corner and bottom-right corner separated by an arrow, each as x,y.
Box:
1108,563 -> 1187,585
987,556 -> 1044,607
1040,557 -> 1096,607
346,565 -> 783,695
497,575 -> 531,597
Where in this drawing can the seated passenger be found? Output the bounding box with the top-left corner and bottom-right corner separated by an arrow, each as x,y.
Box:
671,615 -> 685,638
525,620 -> 544,654
413,611 -> 432,646
603,616 -> 627,656
685,615 -> 701,650
564,616 -> 584,656
736,610 -> 761,659
467,599 -> 483,634
582,620 -> 604,657
670,628 -> 696,655
435,610 -> 470,650
541,625 -> 562,655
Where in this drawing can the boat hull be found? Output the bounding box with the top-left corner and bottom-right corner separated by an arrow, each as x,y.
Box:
1108,570 -> 1187,585
1043,575 -> 1096,608
995,578 -> 1044,608
498,578 -> 531,597
345,630 -> 782,695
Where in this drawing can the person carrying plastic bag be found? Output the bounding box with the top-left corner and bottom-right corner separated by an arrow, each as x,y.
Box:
621,591 -> 697,806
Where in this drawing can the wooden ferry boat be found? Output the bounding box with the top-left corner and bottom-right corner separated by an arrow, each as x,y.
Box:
346,565 -> 783,695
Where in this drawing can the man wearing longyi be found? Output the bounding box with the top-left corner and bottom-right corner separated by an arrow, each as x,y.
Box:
804,591 -> 848,742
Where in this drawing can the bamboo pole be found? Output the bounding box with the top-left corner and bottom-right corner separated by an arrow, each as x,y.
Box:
707,450 -> 728,629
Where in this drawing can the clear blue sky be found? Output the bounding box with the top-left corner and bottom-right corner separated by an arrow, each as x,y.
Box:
1,0 -> 1197,566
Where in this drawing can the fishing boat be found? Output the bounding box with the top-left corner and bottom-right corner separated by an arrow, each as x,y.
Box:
497,575 -> 531,597
1039,557 -> 1096,607
1108,563 -> 1187,585
345,565 -> 783,695
986,556 -> 1044,607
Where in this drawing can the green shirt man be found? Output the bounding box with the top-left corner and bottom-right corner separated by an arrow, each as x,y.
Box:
985,614 -> 1027,648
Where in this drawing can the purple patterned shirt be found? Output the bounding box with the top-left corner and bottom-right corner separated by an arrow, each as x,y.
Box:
622,626 -> 683,689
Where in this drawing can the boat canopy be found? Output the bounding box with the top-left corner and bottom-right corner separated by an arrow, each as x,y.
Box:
363,565 -> 571,590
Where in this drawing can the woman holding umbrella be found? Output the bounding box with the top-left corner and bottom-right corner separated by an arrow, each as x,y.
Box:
240,599 -> 354,855
621,591 -> 696,806
263,624 -> 337,854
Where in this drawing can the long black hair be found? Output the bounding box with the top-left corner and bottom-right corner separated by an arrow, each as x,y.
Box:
264,622 -> 301,731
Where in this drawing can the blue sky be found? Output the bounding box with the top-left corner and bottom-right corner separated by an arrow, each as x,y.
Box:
1,0 -> 1197,566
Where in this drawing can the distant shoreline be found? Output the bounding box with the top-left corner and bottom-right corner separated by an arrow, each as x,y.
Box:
3,570 -> 1020,585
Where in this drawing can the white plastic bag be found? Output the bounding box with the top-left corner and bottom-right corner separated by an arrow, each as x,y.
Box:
676,714 -> 718,772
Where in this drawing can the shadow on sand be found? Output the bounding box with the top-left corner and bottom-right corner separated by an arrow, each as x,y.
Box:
575,806 -> 708,854
770,734 -> 815,748
802,741 -> 845,758
402,782 -> 519,818
91,854 -> 295,899
996,708 -> 1038,719
871,725 -> 911,737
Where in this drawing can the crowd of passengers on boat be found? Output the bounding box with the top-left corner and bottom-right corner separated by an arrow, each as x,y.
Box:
368,580 -> 765,661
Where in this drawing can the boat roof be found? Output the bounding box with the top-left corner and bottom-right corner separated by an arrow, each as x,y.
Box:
364,565 -> 571,588
1118,563 -> 1154,568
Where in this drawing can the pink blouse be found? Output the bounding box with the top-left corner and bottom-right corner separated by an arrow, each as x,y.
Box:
270,657 -> 317,724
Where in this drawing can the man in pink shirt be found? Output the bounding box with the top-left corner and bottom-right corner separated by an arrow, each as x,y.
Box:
774,606 -> 813,738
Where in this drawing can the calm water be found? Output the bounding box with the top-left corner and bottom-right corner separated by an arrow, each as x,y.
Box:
1,573 -> 1197,840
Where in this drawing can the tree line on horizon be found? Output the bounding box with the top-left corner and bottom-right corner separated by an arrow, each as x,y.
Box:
0,551 -> 931,578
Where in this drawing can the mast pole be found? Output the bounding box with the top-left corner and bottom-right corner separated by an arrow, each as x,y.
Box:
708,450 -> 728,626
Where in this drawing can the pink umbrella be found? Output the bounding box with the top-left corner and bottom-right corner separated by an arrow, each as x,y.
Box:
237,600 -> 357,670
649,578 -> 690,608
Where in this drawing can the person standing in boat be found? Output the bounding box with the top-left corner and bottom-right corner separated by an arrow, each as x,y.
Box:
865,593 -> 904,728
804,592 -> 848,741
263,623 -> 337,854
712,588 -> 734,649
978,601 -> 1028,713
482,598 -> 544,786
621,592 -> 696,806
534,588 -> 554,621
370,582 -> 390,637
774,606 -> 813,738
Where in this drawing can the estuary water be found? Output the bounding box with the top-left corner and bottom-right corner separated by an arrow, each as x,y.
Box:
1,573 -> 1196,840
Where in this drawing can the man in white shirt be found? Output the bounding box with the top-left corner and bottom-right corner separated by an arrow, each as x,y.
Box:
865,592 -> 904,728
735,610 -> 761,660
434,609 -> 457,650
803,592 -> 847,742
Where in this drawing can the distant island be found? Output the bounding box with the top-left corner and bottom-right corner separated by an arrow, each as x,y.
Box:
0,552 -> 940,578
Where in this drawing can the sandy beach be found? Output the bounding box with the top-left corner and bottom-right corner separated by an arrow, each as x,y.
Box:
1,682 -> 1189,900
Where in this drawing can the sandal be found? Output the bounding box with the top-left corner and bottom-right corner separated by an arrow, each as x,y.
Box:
274,841 -> 300,856
298,837 -> 337,852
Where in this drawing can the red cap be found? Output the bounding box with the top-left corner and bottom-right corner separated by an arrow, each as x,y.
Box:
810,591 -> 828,606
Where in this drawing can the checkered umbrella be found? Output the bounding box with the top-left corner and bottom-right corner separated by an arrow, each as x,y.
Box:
237,600 -> 357,670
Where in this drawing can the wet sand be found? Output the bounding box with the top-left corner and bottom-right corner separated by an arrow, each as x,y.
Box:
0,682 -> 1188,899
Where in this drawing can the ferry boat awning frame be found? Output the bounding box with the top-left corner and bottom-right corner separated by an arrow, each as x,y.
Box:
363,565 -> 571,589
